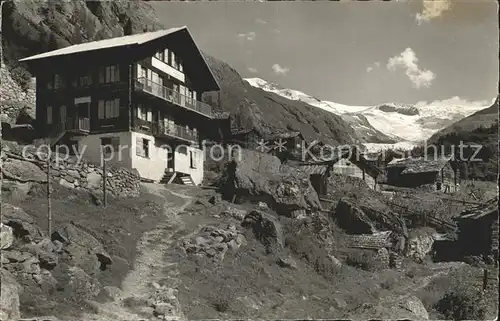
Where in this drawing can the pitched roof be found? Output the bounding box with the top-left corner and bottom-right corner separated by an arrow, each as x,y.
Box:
458,197 -> 499,220
345,231 -> 393,250
19,27 -> 186,62
19,27 -> 220,92
298,164 -> 330,175
388,156 -> 453,174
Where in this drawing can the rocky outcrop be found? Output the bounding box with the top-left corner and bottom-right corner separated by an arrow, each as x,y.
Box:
222,149 -> 321,216
334,199 -> 407,236
1,157 -> 47,183
52,223 -> 113,274
241,210 -> 283,253
0,66 -> 36,120
1,203 -> 45,243
0,223 -> 14,250
182,223 -> 246,263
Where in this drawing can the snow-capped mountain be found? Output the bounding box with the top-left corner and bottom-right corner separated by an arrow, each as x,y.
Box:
244,77 -> 491,151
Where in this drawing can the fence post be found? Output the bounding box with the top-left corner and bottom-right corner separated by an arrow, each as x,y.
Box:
47,152 -> 52,236
103,156 -> 107,207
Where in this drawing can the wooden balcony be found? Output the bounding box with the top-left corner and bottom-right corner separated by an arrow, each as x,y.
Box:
135,77 -> 213,118
152,122 -> 198,143
65,117 -> 90,134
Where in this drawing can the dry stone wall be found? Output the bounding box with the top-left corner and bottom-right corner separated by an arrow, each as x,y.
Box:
1,145 -> 140,198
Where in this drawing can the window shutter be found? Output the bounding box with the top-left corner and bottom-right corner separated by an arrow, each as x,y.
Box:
99,68 -> 105,83
98,101 -> 105,119
136,137 -> 143,156
114,99 -> 120,118
60,105 -> 66,122
147,109 -> 152,122
47,106 -> 53,124
164,49 -> 169,62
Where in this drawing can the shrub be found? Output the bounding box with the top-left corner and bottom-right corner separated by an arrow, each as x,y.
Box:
380,275 -> 398,290
434,285 -> 486,320
8,65 -> 32,91
211,283 -> 236,312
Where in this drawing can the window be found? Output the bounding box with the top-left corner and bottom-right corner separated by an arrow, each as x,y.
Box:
60,105 -> 66,122
190,150 -> 196,169
137,104 -> 152,122
101,137 -> 120,155
54,74 -> 65,89
47,106 -> 53,124
98,99 -> 120,119
99,65 -> 120,83
170,51 -> 176,68
136,137 -> 149,158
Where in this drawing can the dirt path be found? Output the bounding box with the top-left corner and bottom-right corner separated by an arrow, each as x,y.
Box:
82,183 -> 193,321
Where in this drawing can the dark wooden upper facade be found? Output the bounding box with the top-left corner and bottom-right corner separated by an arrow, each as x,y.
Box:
20,28 -> 220,145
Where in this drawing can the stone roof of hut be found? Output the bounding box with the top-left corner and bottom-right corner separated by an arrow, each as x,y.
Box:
345,231 -> 393,250
387,156 -> 453,174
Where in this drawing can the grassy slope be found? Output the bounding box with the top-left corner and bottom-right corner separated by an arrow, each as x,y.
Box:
4,182 -> 165,318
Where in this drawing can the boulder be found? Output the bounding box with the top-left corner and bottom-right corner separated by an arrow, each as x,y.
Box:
277,256 -> 297,269
209,194 -> 222,205
1,203 -> 44,242
52,223 -> 112,273
1,158 -> 47,182
257,201 -> 269,211
1,223 -> 14,249
242,210 -> 283,252
0,269 -> 21,321
398,296 -> 429,320
406,229 -> 436,262
222,149 -> 321,215
86,172 -> 102,190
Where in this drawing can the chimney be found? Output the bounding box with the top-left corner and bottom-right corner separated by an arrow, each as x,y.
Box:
124,18 -> 133,36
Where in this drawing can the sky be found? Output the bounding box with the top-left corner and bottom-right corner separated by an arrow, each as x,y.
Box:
151,0 -> 498,107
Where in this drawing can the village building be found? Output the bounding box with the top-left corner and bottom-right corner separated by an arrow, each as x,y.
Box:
298,148 -> 384,197
383,156 -> 458,192
18,26 -> 221,185
455,198 -> 498,262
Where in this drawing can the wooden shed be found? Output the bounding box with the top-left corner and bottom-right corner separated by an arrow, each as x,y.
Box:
455,198 -> 499,259
385,156 -> 458,192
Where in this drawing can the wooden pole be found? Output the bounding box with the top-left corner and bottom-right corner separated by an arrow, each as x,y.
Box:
103,156 -> 107,207
47,152 -> 52,236
482,269 -> 488,291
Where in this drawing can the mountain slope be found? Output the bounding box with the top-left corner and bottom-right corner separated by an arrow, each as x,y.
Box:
203,57 -> 358,146
427,96 -> 499,144
245,78 -> 492,144
426,96 -> 498,181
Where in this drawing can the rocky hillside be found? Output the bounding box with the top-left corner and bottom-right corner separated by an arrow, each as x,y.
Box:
203,56 -> 358,146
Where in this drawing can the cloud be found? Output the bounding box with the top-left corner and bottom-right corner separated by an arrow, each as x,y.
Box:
238,31 -> 256,41
272,29 -> 281,34
255,18 -> 267,25
272,63 -> 290,75
366,61 -> 381,73
415,96 -> 490,109
415,0 -> 452,25
247,67 -> 258,73
387,48 -> 435,89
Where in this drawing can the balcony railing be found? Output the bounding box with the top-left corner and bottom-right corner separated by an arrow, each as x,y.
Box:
153,122 -> 198,143
135,77 -> 213,118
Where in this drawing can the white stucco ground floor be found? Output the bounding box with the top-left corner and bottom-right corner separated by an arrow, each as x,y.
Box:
70,131 -> 204,185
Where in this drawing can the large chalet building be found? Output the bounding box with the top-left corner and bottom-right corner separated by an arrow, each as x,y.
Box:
19,27 -> 221,185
